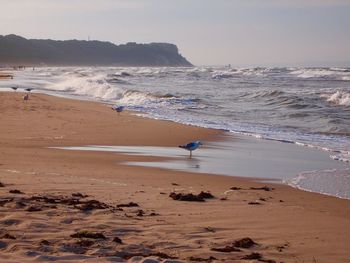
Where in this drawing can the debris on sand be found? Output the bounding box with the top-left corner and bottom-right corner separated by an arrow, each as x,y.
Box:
276,245 -> 286,252
204,227 -> 216,233
137,209 -> 145,217
211,245 -> 241,252
39,240 -> 51,246
149,212 -> 160,216
241,252 -> 262,260
1,233 -> 16,240
116,202 -> 139,208
150,252 -> 178,259
0,198 -> 14,206
112,237 -> 122,244
197,191 -> 215,199
248,201 -> 262,205
241,252 -> 276,262
9,189 -> 24,194
188,256 -> 217,262
76,199 -> 109,211
169,191 -> 215,202
26,205 -> 42,212
29,195 -> 110,211
0,182 -> 5,187
70,230 -> 106,240
212,237 -> 257,253
250,186 -> 274,191
116,251 -> 178,260
15,201 -> 27,208
169,192 -> 205,202
71,193 -> 88,198
75,239 -> 95,247
230,187 -> 242,190
233,237 -> 257,248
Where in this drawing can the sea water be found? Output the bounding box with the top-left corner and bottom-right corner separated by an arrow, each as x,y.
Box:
1,66 -> 349,197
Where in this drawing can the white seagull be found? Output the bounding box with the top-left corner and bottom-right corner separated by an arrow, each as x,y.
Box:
179,141 -> 203,157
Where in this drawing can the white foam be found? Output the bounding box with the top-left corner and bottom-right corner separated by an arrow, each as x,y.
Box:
286,168 -> 350,199
47,73 -> 124,101
321,90 -> 350,106
117,90 -> 160,106
330,154 -> 350,163
290,68 -> 350,81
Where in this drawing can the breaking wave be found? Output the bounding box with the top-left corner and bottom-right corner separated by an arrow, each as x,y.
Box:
321,90 -> 350,106
290,68 -> 350,81
47,74 -> 124,101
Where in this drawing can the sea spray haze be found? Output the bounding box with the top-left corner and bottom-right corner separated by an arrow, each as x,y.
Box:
1,66 -> 350,163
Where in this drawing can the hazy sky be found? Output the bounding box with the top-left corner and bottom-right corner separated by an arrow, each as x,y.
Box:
1,0 -> 350,66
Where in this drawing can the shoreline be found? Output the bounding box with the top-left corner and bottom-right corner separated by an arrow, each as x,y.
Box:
1,91 -> 350,262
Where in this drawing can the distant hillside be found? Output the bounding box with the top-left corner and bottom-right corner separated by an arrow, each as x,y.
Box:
0,35 -> 192,67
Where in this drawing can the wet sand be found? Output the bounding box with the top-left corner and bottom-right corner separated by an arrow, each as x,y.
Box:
56,135 -> 349,199
0,92 -> 350,263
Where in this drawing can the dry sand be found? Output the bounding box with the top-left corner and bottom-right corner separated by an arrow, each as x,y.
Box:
0,92 -> 350,263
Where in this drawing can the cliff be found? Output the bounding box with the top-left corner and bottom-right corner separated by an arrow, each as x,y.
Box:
0,35 -> 192,67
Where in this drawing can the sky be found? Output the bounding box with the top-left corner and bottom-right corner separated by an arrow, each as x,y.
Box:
1,0 -> 350,66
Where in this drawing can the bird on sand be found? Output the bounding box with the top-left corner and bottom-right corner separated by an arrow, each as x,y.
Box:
112,105 -> 125,114
23,93 -> 29,102
179,141 -> 203,157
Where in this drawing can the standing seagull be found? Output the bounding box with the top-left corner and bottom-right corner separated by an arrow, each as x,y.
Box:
179,141 -> 203,157
23,93 -> 29,102
112,105 -> 125,114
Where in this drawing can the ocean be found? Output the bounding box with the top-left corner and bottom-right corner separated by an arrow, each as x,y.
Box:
1,66 -> 350,197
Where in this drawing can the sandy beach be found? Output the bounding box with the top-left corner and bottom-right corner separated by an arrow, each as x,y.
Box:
1,92 -> 350,263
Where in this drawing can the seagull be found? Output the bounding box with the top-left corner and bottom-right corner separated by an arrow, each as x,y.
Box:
179,141 -> 203,157
23,93 -> 29,102
112,105 -> 125,114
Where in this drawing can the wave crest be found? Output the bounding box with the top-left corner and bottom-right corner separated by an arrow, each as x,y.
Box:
47,74 -> 124,101
290,68 -> 350,81
321,91 -> 350,106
